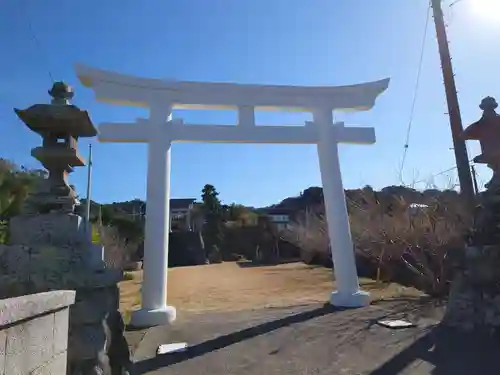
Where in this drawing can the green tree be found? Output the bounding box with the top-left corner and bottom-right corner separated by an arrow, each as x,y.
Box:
201,184 -> 221,214
107,216 -> 144,245
201,184 -> 224,260
100,205 -> 114,226
227,203 -> 248,221
0,159 -> 46,243
0,159 -> 44,219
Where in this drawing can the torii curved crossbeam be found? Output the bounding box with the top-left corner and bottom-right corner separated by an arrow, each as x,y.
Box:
76,63 -> 389,112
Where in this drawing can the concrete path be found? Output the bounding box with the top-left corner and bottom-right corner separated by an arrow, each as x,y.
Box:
129,299 -> 500,375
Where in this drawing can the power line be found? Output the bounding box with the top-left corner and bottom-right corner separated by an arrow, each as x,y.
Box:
449,0 -> 464,7
412,165 -> 459,185
412,157 -> 476,186
398,1 -> 432,184
22,1 -> 54,83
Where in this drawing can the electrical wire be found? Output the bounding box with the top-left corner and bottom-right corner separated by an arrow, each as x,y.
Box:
449,0 -> 464,7
398,1 -> 432,184
22,2 -> 54,83
412,157 -> 476,186
412,165 -> 459,185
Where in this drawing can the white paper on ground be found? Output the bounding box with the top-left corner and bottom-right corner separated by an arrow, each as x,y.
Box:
377,319 -> 416,329
157,342 -> 189,356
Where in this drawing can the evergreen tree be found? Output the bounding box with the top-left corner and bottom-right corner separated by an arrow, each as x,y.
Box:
201,184 -> 224,260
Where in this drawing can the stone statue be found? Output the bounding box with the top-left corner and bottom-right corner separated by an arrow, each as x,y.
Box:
462,96 -> 500,190
461,96 -> 500,246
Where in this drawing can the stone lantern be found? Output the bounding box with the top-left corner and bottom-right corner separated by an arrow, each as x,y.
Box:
444,96 -> 500,332
0,83 -> 133,375
14,81 -> 97,214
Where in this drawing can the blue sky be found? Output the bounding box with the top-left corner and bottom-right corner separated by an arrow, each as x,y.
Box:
0,0 -> 499,207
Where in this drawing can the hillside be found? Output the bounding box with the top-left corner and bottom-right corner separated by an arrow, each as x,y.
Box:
81,185 -> 462,221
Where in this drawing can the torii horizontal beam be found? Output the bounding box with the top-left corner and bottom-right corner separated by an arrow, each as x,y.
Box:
97,120 -> 375,144
75,64 -> 390,112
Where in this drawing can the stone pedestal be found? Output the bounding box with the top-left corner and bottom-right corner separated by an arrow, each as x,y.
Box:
444,245 -> 500,331
444,176 -> 500,331
444,178 -> 500,332
0,213 -> 133,374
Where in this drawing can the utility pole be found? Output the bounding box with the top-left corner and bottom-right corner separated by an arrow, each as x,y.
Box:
98,204 -> 103,227
85,144 -> 93,232
431,0 -> 475,208
471,164 -> 479,195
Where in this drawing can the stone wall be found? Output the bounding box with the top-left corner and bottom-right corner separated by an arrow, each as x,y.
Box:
0,290 -> 75,375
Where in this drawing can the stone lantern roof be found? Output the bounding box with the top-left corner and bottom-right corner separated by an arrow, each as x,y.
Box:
13,82 -> 97,214
14,81 -> 97,138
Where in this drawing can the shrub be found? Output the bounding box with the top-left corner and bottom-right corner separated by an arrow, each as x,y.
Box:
91,223 -> 101,244
283,191 -> 469,297
281,213 -> 330,265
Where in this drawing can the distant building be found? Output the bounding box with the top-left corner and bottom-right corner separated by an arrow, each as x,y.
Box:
262,208 -> 292,231
408,203 -> 429,217
170,198 -> 197,232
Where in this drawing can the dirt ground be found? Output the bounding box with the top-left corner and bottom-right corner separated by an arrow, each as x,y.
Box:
119,262 -> 423,316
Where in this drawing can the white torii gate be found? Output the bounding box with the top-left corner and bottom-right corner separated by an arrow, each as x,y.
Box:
76,64 -> 390,328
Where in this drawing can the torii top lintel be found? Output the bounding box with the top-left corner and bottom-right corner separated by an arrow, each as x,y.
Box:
75,64 -> 390,112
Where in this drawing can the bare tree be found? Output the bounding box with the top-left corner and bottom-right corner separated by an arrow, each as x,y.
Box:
282,187 -> 469,296
281,211 -> 329,264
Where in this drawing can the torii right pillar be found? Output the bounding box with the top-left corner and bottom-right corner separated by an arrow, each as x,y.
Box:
314,109 -> 369,307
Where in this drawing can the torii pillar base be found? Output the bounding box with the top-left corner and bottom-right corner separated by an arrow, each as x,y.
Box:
130,306 -> 177,328
330,291 -> 370,308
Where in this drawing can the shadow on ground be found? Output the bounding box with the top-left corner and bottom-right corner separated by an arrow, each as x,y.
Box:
235,259 -> 305,268
130,299 -> 500,375
370,325 -> 500,375
134,303 -> 338,374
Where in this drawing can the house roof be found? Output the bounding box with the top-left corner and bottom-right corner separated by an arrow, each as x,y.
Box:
170,198 -> 196,210
262,208 -> 293,215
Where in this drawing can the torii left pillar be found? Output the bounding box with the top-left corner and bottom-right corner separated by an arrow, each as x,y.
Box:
130,104 -> 177,328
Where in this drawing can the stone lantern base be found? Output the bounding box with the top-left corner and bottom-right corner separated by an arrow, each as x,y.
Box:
444,245 -> 500,331
444,183 -> 500,333
0,213 -> 133,375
